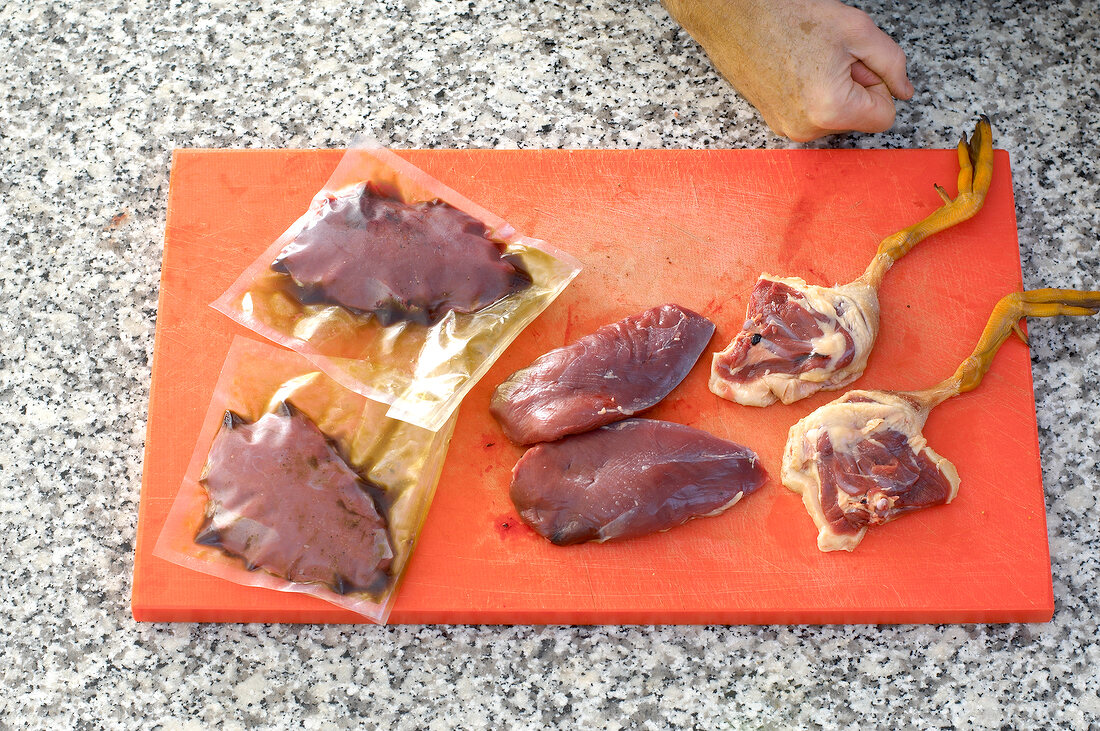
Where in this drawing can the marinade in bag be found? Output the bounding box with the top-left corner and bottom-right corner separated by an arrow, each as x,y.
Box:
212,142 -> 582,432
154,336 -> 457,622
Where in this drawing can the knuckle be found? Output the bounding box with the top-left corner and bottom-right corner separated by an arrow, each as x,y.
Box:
804,96 -> 843,131
766,113 -> 818,143
844,7 -> 876,32
872,106 -> 898,132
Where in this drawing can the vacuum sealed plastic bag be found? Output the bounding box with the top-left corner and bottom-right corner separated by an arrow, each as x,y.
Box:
154,336 -> 457,623
212,141 -> 582,432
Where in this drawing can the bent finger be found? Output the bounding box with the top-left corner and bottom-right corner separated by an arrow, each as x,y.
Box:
850,60 -> 884,88
828,82 -> 898,134
846,21 -> 914,100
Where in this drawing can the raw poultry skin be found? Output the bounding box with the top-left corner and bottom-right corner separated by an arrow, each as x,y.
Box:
196,402 -> 394,594
510,418 -> 766,545
782,391 -> 958,552
710,276 -> 878,406
271,182 -> 531,326
711,116 -> 994,407
782,289 -> 1100,552
491,304 -> 715,444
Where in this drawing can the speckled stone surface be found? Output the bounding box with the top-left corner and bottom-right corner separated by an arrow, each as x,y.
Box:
2,0 -> 1099,727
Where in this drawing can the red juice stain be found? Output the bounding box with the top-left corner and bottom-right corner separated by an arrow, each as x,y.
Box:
495,514 -> 519,539
560,303 -> 578,344
659,396 -> 702,425
803,266 -> 828,284
703,296 -> 721,318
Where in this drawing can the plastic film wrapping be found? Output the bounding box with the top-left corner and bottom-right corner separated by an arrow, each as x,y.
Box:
153,337 -> 456,623
212,140 -> 582,432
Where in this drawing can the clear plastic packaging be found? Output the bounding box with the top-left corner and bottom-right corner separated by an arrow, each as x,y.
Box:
212,141 -> 582,432
153,336 -> 457,623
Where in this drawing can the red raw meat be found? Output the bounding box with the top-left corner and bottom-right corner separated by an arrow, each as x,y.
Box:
491,304 -> 715,444
783,390 -> 959,551
510,418 -> 766,545
272,182 -> 531,326
816,426 -> 956,533
711,276 -> 874,406
783,289 -> 1100,551
197,402 -> 393,594
712,117 -> 994,407
717,279 -> 856,382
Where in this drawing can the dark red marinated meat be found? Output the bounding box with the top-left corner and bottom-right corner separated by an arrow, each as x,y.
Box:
714,279 -> 855,383
491,304 -> 715,444
815,429 -> 955,535
510,418 -> 766,545
197,402 -> 393,595
272,182 -> 531,326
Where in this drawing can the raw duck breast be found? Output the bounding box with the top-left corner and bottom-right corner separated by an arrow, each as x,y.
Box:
491,304 -> 715,444
510,418 -> 766,545
272,182 -> 531,326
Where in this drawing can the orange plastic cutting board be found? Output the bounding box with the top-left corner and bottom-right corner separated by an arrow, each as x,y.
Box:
133,147 -> 1052,624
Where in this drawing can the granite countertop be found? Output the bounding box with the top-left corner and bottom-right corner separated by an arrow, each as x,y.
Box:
3,0 -> 1099,727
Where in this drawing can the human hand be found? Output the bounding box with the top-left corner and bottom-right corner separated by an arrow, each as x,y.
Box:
663,0 -> 915,141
